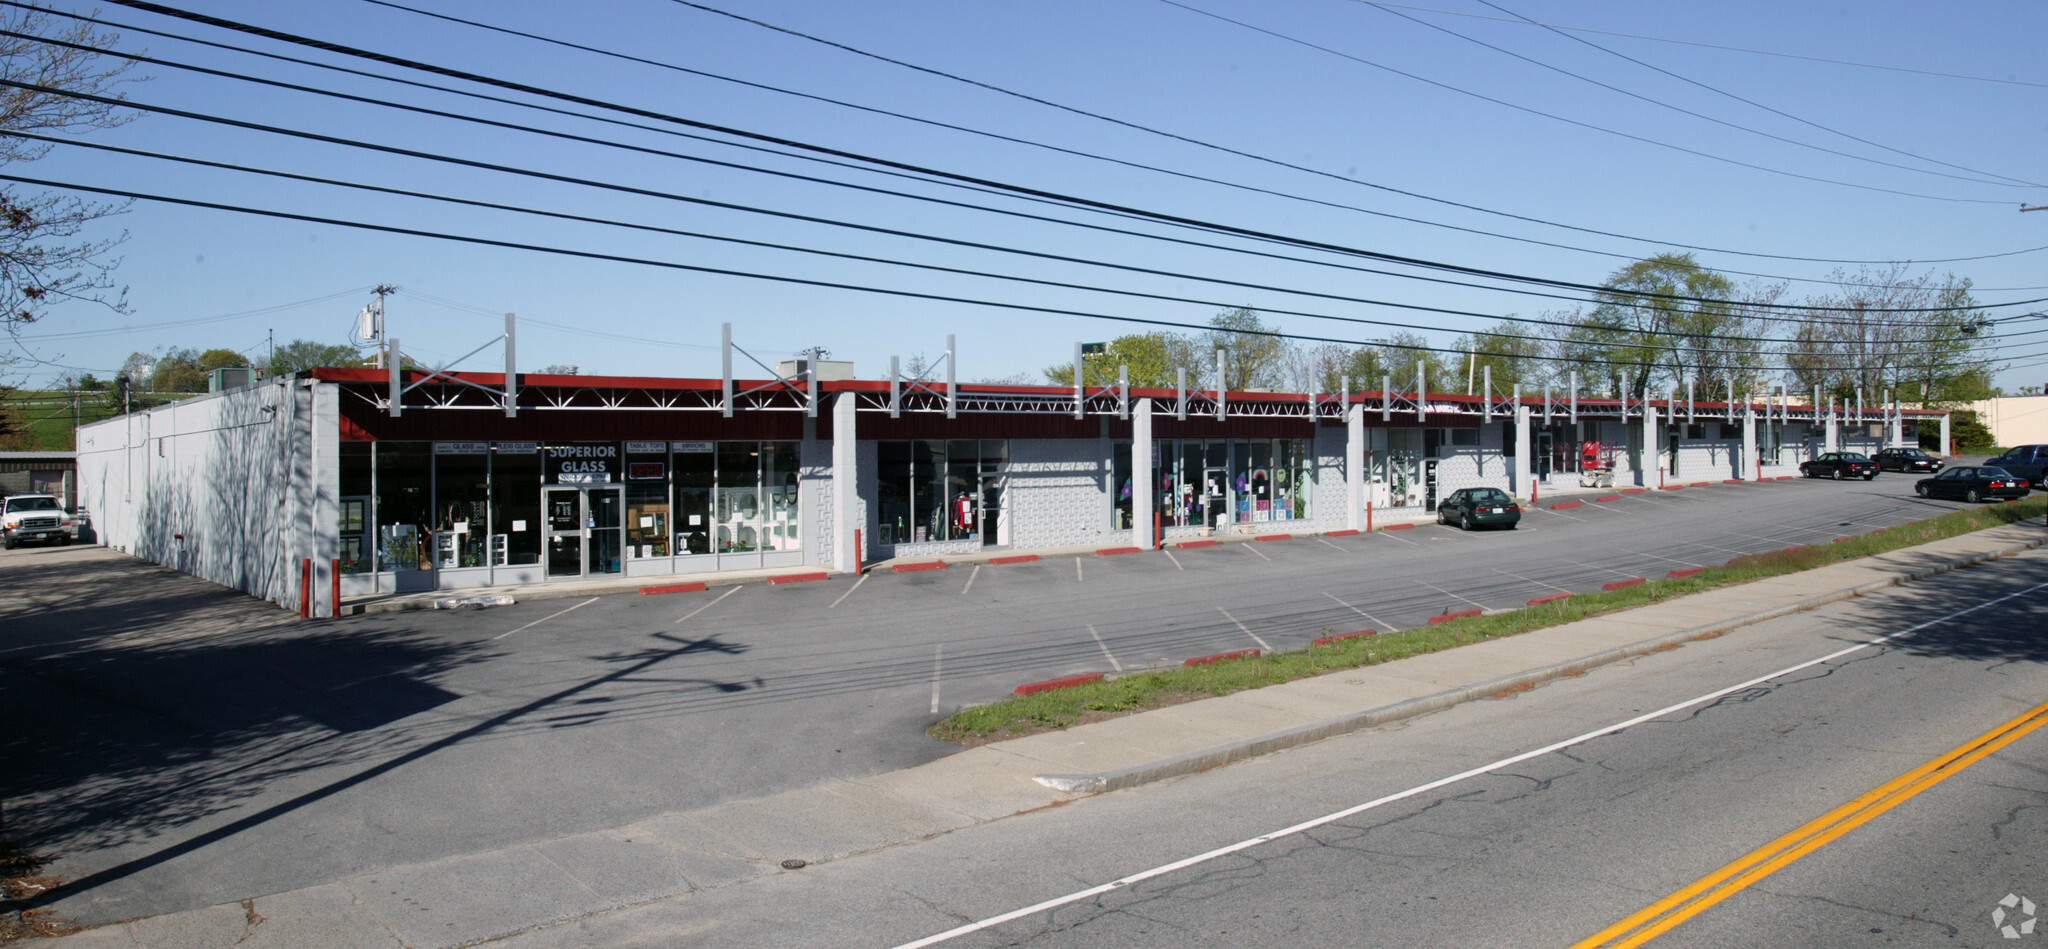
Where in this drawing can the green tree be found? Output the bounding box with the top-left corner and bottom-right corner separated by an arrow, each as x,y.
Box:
0,384 -> 33,450
1584,253 -> 1741,400
148,347 -> 250,392
1042,332 -> 1203,387
1205,307 -> 1288,390
264,339 -> 366,376
1783,266 -> 1991,407
1456,319 -> 1548,394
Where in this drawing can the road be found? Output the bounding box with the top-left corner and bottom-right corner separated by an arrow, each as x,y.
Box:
558,545 -> 2048,948
0,475 -> 2024,925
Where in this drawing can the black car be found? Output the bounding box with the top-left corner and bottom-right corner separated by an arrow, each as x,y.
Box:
1799,452 -> 1878,481
1436,487 -> 1521,531
1873,447 -> 1944,474
1914,466 -> 2032,503
1985,445 -> 2048,487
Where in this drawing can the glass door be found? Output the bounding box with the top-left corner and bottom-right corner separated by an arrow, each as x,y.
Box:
585,487 -> 624,575
545,488 -> 583,578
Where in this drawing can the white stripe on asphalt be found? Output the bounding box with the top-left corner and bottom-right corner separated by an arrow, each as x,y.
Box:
1087,624 -> 1124,673
960,564 -> 982,596
1242,543 -> 1273,561
492,597 -> 598,641
1162,548 -> 1185,571
674,585 -> 740,624
930,644 -> 943,714
829,573 -> 869,609
1321,591 -> 1398,634
1216,606 -> 1273,652
892,577 -> 2048,949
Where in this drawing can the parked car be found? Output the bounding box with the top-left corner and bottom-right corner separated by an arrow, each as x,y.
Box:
1914,466 -> 2031,503
1799,452 -> 1878,481
1873,447 -> 1944,474
1,494 -> 73,549
1436,487 -> 1521,531
1985,445 -> 2048,487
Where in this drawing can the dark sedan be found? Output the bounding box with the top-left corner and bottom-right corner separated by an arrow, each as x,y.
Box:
1914,466 -> 2031,503
1800,452 -> 1878,480
1437,487 -> 1521,531
1873,447 -> 1944,474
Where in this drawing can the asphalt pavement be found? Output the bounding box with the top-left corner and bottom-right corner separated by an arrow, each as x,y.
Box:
0,474 -> 2031,936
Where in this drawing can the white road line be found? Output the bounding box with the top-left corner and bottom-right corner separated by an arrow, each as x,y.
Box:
493,597 -> 599,641
1316,538 -> 1353,554
1242,542 -> 1273,561
1617,548 -> 1709,570
1215,606 -> 1273,651
673,585 -> 741,624
1560,557 -> 1646,581
1492,567 -> 1572,595
1535,507 -> 1588,522
1076,557 -> 1084,583
960,564 -> 982,596
1162,548 -> 1184,571
829,573 -> 869,609
929,644 -> 943,714
1415,578 -> 1488,611
1087,624 -> 1124,672
1320,591 -> 1398,633
1682,539 -> 1762,558
1374,529 -> 1420,546
891,579 -> 2048,949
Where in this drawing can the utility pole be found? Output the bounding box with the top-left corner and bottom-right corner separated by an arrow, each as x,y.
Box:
2023,204 -> 2048,213
365,284 -> 397,369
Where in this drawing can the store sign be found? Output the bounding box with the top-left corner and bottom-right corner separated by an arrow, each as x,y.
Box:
545,443 -> 619,484
435,441 -> 488,455
672,441 -> 715,453
496,441 -> 538,454
626,441 -> 667,455
628,461 -> 666,480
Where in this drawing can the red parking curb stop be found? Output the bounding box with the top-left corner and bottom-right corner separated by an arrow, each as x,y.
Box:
1014,673 -> 1105,696
769,572 -> 829,584
1601,577 -> 1646,591
1782,546 -> 1806,553
1666,485 -> 1685,490
1776,475 -> 1795,480
1428,608 -> 1484,624
892,561 -> 949,572
1326,529 -> 1360,537
1552,501 -> 1582,510
1527,593 -> 1572,606
1312,630 -> 1377,645
989,554 -> 1040,565
1095,546 -> 1142,556
1667,567 -> 1704,578
639,582 -> 708,595
1595,495 -> 1621,502
1254,534 -> 1293,542
1386,523 -> 1417,531
1723,479 -> 1743,485
1185,649 -> 1259,666
1174,540 -> 1219,549
1690,481 -> 1712,487
1622,488 -> 1647,494
1832,537 -> 1849,543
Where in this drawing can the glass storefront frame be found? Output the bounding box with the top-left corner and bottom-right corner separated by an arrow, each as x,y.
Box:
1152,438 -> 1314,530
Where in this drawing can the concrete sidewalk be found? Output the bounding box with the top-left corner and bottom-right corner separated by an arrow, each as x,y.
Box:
50,519 -> 2046,949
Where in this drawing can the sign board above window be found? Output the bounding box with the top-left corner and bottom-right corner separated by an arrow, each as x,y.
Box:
626,441 -> 667,455
435,441 -> 488,455
672,441 -> 715,453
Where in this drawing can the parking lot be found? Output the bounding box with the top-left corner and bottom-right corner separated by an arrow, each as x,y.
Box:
0,473 -> 2022,925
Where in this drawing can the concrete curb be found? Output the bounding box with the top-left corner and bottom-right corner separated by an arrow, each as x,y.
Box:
1033,533 -> 2046,795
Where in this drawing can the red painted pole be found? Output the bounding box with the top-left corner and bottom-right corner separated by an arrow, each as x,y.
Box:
854,528 -> 863,575
1366,500 -> 1373,532
1154,511 -> 1162,550
300,558 -> 312,619
331,558 -> 341,619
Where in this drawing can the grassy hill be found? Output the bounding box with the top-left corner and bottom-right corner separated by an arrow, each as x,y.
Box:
1,390 -> 194,451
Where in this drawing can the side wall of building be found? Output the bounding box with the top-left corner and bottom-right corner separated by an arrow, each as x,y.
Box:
75,379 -> 338,613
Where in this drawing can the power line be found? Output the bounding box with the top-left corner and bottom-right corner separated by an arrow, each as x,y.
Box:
1152,0 -> 2015,205
6,171 -> 2028,379
36,132 -> 2047,366
8,286 -> 370,341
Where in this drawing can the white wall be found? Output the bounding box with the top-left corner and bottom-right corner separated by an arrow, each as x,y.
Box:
74,378 -> 338,614
1969,396 -> 2048,448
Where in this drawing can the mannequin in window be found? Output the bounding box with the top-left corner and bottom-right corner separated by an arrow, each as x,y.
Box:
954,492 -> 973,537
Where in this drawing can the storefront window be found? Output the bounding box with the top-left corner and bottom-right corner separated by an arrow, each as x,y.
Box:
375,442 -> 431,571
876,441 -> 911,545
433,443 -> 491,569
762,441 -> 800,551
1112,441 -> 1132,529
673,442 -> 714,555
715,442 -> 761,552
877,440 -> 1008,545
339,442 -> 372,574
492,443 -> 541,566
625,441 -> 669,558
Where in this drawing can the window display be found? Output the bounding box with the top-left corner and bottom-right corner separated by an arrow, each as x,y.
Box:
491,443 -> 541,566
875,440 -> 1008,545
435,443 -> 490,568
375,442 -> 430,570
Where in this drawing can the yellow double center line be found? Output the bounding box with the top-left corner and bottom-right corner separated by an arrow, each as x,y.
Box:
1573,697 -> 2048,948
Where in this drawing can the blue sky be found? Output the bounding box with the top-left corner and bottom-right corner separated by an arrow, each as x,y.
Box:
14,0 -> 2048,390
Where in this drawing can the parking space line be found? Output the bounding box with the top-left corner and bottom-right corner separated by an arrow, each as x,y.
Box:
1535,507 -> 1588,522
1561,557 -> 1647,581
930,644 -> 943,714
1493,567 -> 1571,595
1162,548 -> 1184,571
674,585 -> 741,624
1087,624 -> 1124,672
1618,548 -> 1708,570
1374,529 -> 1420,546
1322,591 -> 1399,633
1242,543 -> 1274,561
960,564 -> 982,596
829,573 -> 869,609
1076,557 -> 1083,583
493,596 -> 599,641
1216,606 -> 1273,652
1317,538 -> 1354,554
1415,578 -> 1488,611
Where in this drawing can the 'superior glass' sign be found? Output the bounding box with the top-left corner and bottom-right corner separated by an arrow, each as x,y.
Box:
546,443 -> 619,484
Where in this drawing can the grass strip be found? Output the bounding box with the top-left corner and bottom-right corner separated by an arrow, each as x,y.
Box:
931,497 -> 2046,744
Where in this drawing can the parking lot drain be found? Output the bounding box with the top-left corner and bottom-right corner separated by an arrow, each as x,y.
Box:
1601,577 -> 1646,591
639,582 -> 707,595
1428,608 -> 1484,624
1185,649 -> 1260,666
1015,673 -> 1106,696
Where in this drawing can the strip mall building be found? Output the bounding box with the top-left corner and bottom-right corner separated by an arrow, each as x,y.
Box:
74,364 -> 1946,616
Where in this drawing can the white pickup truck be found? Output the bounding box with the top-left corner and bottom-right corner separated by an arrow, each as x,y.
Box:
2,494 -> 73,549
